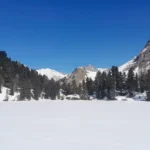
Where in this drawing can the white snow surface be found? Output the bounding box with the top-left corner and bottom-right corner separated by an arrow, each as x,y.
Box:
0,87 -> 20,101
86,70 -> 97,80
37,68 -> 67,80
0,100 -> 150,150
86,68 -> 108,81
97,68 -> 108,72
0,87 -> 8,101
66,94 -> 80,99
119,57 -> 136,73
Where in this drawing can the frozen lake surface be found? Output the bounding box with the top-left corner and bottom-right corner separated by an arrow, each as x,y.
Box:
0,100 -> 150,150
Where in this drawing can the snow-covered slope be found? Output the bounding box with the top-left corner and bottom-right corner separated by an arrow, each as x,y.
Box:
37,68 -> 67,81
84,65 -> 98,80
97,68 -> 108,72
119,40 -> 150,74
37,65 -> 108,83
0,100 -> 150,150
86,68 -> 108,80
119,56 -> 137,73
86,70 -> 97,80
66,65 -> 107,84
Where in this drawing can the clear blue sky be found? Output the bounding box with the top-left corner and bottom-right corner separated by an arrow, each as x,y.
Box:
0,0 -> 150,73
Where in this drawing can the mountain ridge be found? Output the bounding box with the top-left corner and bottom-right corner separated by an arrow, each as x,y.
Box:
119,40 -> 150,74
37,64 -> 108,84
37,68 -> 67,81
37,40 -> 150,83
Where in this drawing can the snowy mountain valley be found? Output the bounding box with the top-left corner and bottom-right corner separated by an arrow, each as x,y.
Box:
1,40 -> 150,101
0,40 -> 150,150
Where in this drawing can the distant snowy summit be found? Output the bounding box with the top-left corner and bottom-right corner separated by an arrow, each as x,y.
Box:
37,65 -> 107,84
37,68 -> 67,81
63,64 -> 107,85
66,64 -> 98,84
37,40 -> 150,82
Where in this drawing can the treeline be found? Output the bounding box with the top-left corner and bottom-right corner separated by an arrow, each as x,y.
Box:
0,51 -> 60,100
62,66 -> 150,101
1,51 -> 150,101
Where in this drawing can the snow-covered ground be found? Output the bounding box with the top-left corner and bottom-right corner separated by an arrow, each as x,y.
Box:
0,100 -> 150,150
0,87 -> 20,101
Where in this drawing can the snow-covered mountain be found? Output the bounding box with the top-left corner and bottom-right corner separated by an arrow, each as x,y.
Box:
38,40 -> 150,83
119,56 -> 137,73
119,40 -> 150,74
98,68 -> 108,72
37,68 -> 67,81
66,65 -> 107,85
37,65 -> 108,84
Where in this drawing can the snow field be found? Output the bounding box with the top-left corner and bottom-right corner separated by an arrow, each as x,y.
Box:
0,100 -> 150,150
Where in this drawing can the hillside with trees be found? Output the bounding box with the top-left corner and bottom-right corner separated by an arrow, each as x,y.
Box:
0,51 -> 150,101
0,51 -> 60,100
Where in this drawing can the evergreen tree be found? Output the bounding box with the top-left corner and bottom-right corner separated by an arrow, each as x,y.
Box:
20,79 -> 32,100
139,73 -> 145,93
0,72 -> 4,93
106,71 -> 116,100
14,74 -> 19,92
144,70 -> 150,101
117,72 -> 127,95
101,72 -> 107,99
61,82 -> 68,95
77,83 -> 82,95
135,73 -> 139,92
95,71 -> 102,99
126,68 -> 136,97
66,83 -> 72,95
86,77 -> 94,95
80,80 -> 88,100
111,66 -> 119,90
33,87 -> 40,100
71,80 -> 78,94
10,79 -> 14,95
44,79 -> 60,100
0,80 -> 1,93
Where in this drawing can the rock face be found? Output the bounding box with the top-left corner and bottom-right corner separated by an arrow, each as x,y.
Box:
37,65 -> 107,84
66,40 -> 150,83
66,65 -> 107,85
138,40 -> 150,73
119,40 -> 150,74
66,67 -> 87,84
38,40 -> 150,84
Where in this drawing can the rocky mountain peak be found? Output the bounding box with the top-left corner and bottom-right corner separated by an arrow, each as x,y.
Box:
66,65 -> 107,85
37,64 -> 107,85
85,64 -> 98,72
66,67 -> 87,85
